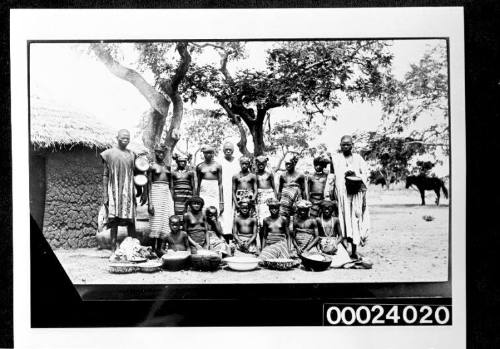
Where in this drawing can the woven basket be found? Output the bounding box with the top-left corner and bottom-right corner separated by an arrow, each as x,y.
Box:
108,263 -> 138,274
190,252 -> 222,271
262,258 -> 299,271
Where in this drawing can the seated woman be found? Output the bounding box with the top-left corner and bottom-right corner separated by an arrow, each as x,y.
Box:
206,206 -> 233,257
316,200 -> 342,254
259,198 -> 292,260
291,200 -> 320,255
232,200 -> 258,254
183,196 -> 209,254
316,200 -> 352,267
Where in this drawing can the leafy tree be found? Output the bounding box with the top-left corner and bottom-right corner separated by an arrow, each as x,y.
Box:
380,41 -> 449,155
358,133 -> 426,187
180,108 -> 239,159
265,120 -> 325,171
184,40 -> 394,156
90,42 -> 191,163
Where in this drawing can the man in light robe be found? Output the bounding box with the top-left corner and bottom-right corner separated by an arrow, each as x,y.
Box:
330,135 -> 370,260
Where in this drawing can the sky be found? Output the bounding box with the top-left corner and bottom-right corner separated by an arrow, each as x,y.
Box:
29,39 -> 446,151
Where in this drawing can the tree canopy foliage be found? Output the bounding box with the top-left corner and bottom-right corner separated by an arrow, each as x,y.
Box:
380,41 -> 449,154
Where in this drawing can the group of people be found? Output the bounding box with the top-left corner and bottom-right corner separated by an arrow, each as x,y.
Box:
101,129 -> 370,264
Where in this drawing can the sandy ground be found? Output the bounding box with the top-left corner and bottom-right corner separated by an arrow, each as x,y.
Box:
54,186 -> 449,285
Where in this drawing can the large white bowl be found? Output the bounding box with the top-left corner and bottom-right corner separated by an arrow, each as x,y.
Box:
224,256 -> 261,271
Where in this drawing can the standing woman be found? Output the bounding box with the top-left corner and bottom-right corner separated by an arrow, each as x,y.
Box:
171,154 -> 196,216
196,145 -> 224,216
330,135 -> 370,260
147,144 -> 175,255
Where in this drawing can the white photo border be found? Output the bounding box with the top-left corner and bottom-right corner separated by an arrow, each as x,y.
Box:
11,8 -> 465,349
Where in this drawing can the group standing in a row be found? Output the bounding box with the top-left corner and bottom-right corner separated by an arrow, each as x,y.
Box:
101,130 -> 370,262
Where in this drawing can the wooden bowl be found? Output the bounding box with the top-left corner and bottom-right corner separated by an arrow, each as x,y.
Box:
190,250 -> 222,271
300,253 -> 332,271
162,251 -> 191,271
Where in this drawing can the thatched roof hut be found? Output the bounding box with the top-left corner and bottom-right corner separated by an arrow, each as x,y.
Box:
30,95 -> 116,151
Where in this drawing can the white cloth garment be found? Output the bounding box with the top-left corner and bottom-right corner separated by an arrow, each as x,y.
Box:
331,153 -> 370,245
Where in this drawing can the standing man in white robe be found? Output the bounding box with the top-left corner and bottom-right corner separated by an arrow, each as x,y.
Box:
331,135 -> 370,259
220,142 -> 241,239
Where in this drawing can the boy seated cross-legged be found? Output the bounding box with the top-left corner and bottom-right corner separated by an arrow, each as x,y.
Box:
232,199 -> 258,254
164,215 -> 191,252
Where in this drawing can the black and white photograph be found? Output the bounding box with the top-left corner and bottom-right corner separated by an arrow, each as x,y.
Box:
29,37 -> 451,286
11,7 -> 466,348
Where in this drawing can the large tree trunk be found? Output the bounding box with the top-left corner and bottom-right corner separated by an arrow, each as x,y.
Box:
251,121 -> 266,156
90,44 -> 171,151
141,108 -> 166,153
162,93 -> 183,166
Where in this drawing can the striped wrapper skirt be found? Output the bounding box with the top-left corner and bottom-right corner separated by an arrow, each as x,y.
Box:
173,179 -> 193,215
259,240 -> 291,260
279,185 -> 301,218
149,181 -> 174,239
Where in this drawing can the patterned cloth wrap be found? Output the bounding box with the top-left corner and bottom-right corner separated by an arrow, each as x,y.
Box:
279,184 -> 301,218
309,192 -> 324,218
188,227 -> 207,247
149,181 -> 174,239
235,234 -> 258,254
256,189 -> 275,226
199,179 -> 220,212
259,240 -> 291,260
208,231 -> 232,256
294,227 -> 320,253
172,177 -> 193,215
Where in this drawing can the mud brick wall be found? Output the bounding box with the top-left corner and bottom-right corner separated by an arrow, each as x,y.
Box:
43,150 -> 103,248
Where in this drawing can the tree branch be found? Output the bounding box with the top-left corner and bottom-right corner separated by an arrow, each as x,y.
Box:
90,43 -> 171,117
171,42 -> 191,91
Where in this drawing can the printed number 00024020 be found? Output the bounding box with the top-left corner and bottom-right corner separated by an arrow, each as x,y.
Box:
324,304 -> 451,326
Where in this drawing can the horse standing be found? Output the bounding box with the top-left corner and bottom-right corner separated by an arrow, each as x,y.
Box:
405,175 -> 449,205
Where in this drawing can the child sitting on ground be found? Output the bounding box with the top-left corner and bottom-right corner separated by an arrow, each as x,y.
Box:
232,199 -> 258,254
164,215 -> 191,253
206,206 -> 233,257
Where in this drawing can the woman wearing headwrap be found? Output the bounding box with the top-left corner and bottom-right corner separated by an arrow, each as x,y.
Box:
196,145 -> 223,216
171,153 -> 196,216
291,200 -> 320,255
277,154 -> 307,219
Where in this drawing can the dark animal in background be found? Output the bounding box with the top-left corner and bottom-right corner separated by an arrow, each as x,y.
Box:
405,175 -> 449,205
370,172 -> 396,188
